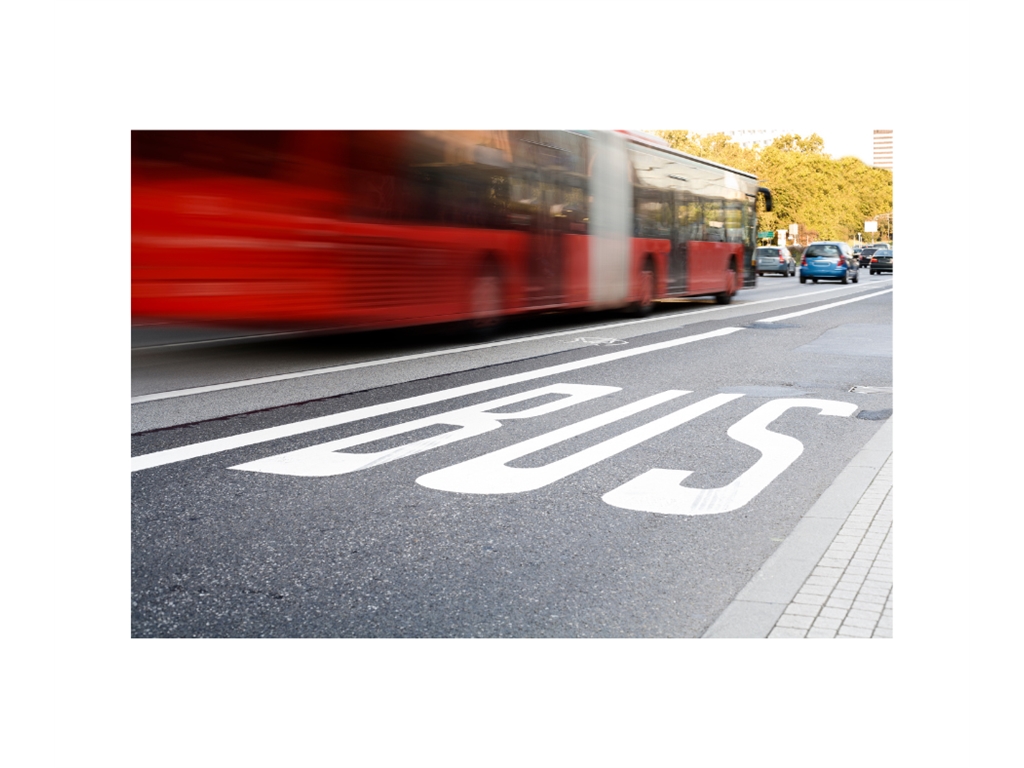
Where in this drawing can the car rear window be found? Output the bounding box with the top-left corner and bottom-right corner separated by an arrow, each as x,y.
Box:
805,245 -> 840,257
754,248 -> 779,256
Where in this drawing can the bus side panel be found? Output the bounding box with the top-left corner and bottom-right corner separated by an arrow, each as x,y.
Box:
132,240 -> 342,324
327,223 -> 531,327
132,178 -> 348,325
133,200 -> 534,328
631,238 -> 671,299
561,234 -> 590,306
686,241 -> 741,295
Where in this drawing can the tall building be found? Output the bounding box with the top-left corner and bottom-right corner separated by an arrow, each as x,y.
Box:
873,130 -> 892,169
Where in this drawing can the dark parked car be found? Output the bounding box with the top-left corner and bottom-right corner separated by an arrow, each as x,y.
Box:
869,248 -> 893,274
799,241 -> 859,284
754,246 -> 796,277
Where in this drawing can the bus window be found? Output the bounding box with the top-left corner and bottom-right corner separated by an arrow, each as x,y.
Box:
724,201 -> 745,243
635,189 -> 671,239
703,199 -> 725,242
677,197 -> 703,242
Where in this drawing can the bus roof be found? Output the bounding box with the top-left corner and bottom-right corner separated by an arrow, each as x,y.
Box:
604,130 -> 758,181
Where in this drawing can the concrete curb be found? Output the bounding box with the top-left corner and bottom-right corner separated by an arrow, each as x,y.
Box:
703,416 -> 893,638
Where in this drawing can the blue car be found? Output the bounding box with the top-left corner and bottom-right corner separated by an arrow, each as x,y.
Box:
799,241 -> 859,284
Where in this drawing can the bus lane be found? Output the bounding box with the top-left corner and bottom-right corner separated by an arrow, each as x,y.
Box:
130,277 -> 892,433
131,289 -> 893,637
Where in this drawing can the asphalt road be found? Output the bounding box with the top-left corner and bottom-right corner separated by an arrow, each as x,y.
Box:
131,272 -> 893,637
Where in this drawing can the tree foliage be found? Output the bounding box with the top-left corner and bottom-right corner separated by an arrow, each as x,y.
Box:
652,130 -> 893,243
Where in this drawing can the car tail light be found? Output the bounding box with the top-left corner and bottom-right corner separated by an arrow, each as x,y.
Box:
801,258 -> 807,266
871,257 -> 878,263
837,256 -> 845,266
779,256 -> 785,263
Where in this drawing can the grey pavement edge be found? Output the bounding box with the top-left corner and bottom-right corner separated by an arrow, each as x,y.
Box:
703,416 -> 894,638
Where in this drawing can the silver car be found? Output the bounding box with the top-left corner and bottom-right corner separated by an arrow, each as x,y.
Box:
754,246 -> 796,277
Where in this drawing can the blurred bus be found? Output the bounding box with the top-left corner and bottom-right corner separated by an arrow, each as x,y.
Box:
132,130 -> 773,333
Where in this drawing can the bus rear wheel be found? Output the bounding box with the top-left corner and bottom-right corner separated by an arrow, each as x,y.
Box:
466,260 -> 504,338
715,269 -> 736,305
629,258 -> 656,317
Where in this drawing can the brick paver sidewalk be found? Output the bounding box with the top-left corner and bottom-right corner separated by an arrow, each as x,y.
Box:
769,455 -> 893,638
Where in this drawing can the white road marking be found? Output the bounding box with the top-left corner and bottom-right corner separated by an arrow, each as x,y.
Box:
131,285 -> 870,404
131,326 -> 743,471
132,330 -> 346,351
602,399 -> 857,515
132,283 -> 891,473
416,392 -> 740,495
569,337 -> 627,346
756,289 -> 893,323
229,384 -> 618,477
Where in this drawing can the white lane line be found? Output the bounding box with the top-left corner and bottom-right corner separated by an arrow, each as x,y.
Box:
132,326 -> 745,472
131,282 -> 894,472
132,327 -> 344,350
131,284 -> 870,404
756,289 -> 893,323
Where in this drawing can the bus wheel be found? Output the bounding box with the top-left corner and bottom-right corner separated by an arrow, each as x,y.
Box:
715,268 -> 736,305
629,258 -> 655,317
466,261 -> 504,338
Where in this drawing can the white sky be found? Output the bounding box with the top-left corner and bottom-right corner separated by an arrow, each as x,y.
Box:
683,124 -> 880,165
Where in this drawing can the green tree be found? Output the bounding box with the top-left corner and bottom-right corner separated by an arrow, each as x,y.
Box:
651,130 -> 892,244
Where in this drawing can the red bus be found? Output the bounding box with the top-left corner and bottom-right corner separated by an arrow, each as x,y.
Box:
132,130 -> 773,333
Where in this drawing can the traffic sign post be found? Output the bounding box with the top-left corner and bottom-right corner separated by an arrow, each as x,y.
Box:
864,220 -> 877,244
